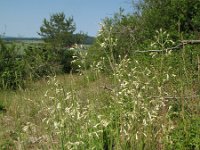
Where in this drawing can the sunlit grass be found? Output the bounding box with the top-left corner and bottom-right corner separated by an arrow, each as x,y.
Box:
0,29 -> 200,149
0,55 -> 199,149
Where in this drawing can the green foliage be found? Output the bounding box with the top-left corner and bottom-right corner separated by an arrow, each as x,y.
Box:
136,0 -> 200,40
0,38 -> 83,89
1,38 -> 200,149
24,44 -> 57,80
37,12 -> 87,75
38,12 -> 76,49
1,1 -> 200,149
0,39 -> 27,89
0,140 -> 15,150
60,49 -> 78,73
94,9 -> 135,59
73,32 -> 88,45
38,12 -> 87,50
0,100 -> 6,113
88,0 -> 200,75
89,23 -> 200,148
168,117 -> 200,150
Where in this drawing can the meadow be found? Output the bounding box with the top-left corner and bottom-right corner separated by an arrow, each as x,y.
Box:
0,34 -> 200,149
1,0 -> 200,149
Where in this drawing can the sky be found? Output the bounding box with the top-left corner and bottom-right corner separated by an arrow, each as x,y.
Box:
0,0 -> 134,37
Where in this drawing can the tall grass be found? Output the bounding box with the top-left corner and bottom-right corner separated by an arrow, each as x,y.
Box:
0,30 -> 200,149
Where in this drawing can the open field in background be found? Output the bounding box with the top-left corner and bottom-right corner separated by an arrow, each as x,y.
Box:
4,39 -> 89,55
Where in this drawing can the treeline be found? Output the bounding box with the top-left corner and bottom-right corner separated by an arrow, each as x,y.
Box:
0,12 -> 97,90
2,36 -> 95,45
2,37 -> 42,42
88,0 -> 200,61
0,13 -> 88,90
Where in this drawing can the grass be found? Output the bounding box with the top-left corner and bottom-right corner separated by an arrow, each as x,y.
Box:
0,30 -> 200,149
0,72 -> 111,149
0,53 -> 199,149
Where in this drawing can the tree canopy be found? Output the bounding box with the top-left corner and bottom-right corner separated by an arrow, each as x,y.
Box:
38,12 -> 76,48
88,0 -> 200,63
137,0 -> 200,39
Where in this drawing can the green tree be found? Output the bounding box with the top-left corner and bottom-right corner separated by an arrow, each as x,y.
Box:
0,39 -> 27,89
74,32 -> 87,45
38,12 -> 76,49
136,0 -> 200,39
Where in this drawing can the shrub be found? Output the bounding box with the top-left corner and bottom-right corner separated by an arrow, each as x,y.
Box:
24,45 -> 57,80
60,49 -> 78,73
0,39 -> 27,89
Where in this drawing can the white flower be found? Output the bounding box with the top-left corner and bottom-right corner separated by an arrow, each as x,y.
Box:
57,103 -> 61,109
56,88 -> 62,94
143,119 -> 147,126
44,90 -> 49,97
101,120 -> 109,127
54,122 -> 59,129
23,125 -> 29,132
136,131 -> 138,140
100,42 -> 106,48
72,55 -> 77,59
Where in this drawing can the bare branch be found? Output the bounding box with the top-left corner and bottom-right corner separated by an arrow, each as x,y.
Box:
181,40 -> 200,45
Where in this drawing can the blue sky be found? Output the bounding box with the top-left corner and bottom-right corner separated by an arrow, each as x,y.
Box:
0,0 -> 133,37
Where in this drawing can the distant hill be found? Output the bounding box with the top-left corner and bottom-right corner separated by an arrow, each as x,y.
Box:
2,36 -> 42,42
2,35 -> 96,44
